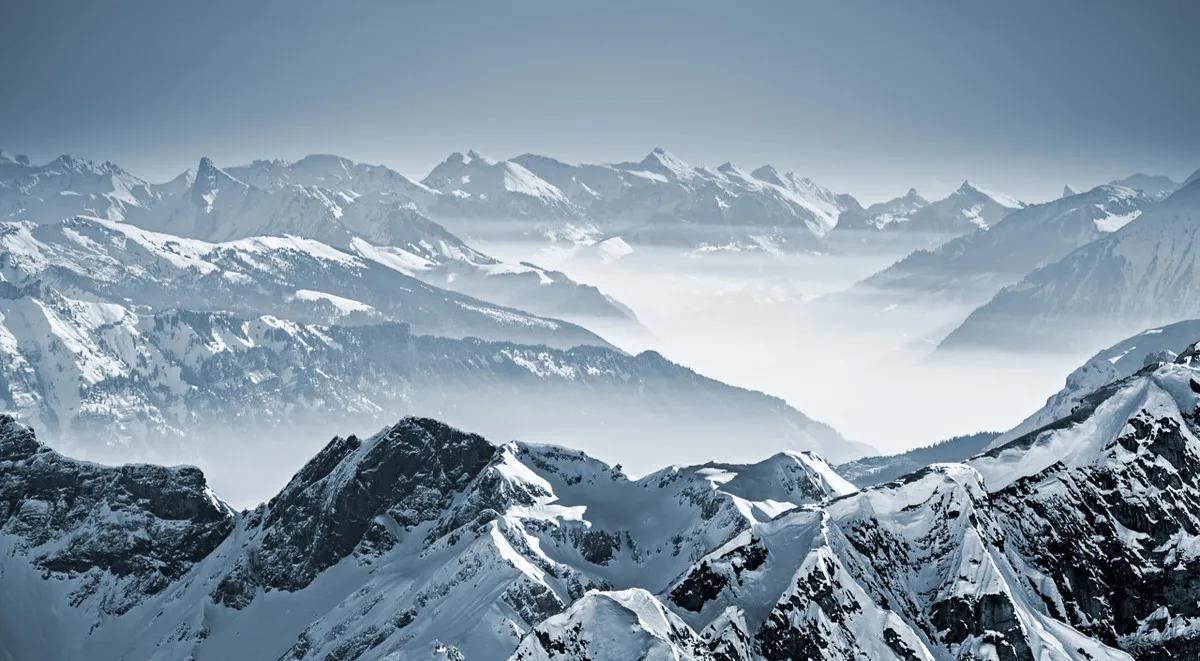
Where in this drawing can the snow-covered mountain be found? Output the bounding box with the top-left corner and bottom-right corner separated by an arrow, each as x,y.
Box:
991,318 -> 1200,449
424,148 -> 859,253
824,180 -> 1024,258
833,187 -> 930,232
0,151 -> 158,222
832,184 -> 1152,313
8,337 -> 1200,659
940,176 -> 1200,354
0,217 -> 608,349
423,150 -> 586,221
0,283 -> 858,504
1,152 -> 636,327
0,415 -> 855,659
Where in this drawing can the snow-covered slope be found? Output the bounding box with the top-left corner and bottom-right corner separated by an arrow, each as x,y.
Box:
940,176 -> 1200,354
122,156 -> 636,324
833,187 -> 930,232
992,319 -> 1200,448
423,150 -> 586,221
506,149 -> 859,253
419,148 -> 853,254
831,184 -> 1152,315
1,151 -> 635,326
0,216 -> 609,348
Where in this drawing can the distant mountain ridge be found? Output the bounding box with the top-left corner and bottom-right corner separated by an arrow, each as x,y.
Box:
0,152 -> 638,329
941,176 -> 1200,353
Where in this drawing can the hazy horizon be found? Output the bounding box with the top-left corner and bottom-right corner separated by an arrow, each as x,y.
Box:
4,0 -> 1199,204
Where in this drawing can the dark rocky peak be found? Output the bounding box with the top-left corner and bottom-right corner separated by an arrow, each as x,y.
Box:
0,420 -> 234,614
219,417 -> 498,602
0,415 -> 43,461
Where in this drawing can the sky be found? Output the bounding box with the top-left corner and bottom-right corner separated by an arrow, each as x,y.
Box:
2,0 -> 1198,203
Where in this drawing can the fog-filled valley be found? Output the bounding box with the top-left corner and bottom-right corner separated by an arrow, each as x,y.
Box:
467,233 -> 1086,454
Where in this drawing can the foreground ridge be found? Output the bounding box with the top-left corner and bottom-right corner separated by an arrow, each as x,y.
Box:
2,341 -> 1200,659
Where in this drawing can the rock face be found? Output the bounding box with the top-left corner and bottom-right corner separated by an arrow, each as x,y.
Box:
6,335 -> 1200,659
0,416 -> 234,620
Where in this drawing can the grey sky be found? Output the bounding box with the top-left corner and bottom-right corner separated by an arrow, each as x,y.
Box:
2,0 -> 1197,203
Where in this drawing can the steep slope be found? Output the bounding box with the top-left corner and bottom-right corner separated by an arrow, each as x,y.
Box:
993,319 -> 1200,448
0,216 -> 609,348
940,176 -> 1200,354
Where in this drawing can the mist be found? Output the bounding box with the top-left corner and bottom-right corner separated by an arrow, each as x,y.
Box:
463,229 -> 1090,455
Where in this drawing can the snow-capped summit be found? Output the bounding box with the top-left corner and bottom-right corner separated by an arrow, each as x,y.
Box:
1062,184 -> 1079,197
189,156 -> 248,209
829,179 -> 1020,248
423,150 -> 583,220
635,147 -> 696,180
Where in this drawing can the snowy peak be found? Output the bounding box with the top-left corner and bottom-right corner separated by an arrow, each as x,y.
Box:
750,164 -> 785,187
189,156 -> 248,207
1062,184 -> 1079,197
953,179 -> 1023,208
638,147 -> 693,179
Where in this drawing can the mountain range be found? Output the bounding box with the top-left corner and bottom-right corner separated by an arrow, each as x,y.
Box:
941,175 -> 1200,353
4,322 -> 1200,659
0,151 -> 637,329
828,184 -> 1152,316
